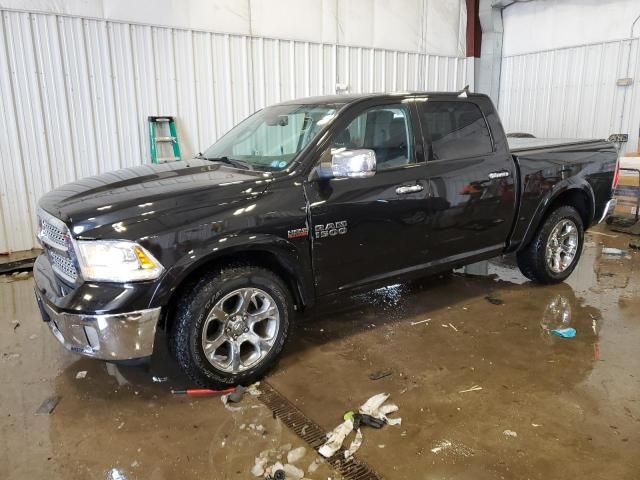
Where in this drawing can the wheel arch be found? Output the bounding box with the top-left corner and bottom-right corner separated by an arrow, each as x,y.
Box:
152,235 -> 314,331
520,183 -> 595,249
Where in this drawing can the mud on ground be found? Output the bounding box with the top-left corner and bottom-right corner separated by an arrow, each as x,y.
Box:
1,225 -> 638,479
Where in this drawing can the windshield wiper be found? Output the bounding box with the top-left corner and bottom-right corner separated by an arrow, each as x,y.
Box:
194,154 -> 253,170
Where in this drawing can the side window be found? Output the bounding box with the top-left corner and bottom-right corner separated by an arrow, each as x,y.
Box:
331,104 -> 414,171
420,101 -> 493,160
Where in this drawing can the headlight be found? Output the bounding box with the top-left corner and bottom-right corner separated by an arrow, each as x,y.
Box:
76,240 -> 164,282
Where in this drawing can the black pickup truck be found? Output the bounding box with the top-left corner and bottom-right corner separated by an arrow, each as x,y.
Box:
34,91 -> 619,387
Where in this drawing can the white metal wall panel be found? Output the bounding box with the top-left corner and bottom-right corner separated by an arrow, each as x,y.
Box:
109,22 -> 142,169
32,14 -> 75,187
0,12 -> 26,252
0,8 -> 473,252
3,11 -> 53,252
499,38 -> 640,154
59,16 -> 99,179
174,28 -> 199,158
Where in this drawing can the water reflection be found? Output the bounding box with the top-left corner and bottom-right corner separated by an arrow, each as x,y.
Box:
540,294 -> 572,342
106,468 -> 128,480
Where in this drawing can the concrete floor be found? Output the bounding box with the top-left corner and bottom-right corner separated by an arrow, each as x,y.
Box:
1,226 -> 639,480
0,249 -> 41,263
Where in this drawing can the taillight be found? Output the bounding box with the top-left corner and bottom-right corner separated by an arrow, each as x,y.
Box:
612,156 -> 620,191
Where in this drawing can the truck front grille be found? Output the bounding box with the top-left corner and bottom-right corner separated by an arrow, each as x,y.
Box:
48,249 -> 78,282
40,219 -> 67,249
37,209 -> 79,283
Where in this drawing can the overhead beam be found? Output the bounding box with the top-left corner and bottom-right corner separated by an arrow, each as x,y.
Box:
466,0 -> 482,58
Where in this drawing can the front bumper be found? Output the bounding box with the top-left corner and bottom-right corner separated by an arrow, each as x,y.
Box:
33,251 -> 163,360
35,292 -> 160,360
597,198 -> 617,223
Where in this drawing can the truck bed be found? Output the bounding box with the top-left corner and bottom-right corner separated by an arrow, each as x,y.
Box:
508,137 -> 605,154
506,135 -> 617,251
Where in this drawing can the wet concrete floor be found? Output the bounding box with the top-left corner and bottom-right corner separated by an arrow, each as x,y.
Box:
1,225 -> 639,479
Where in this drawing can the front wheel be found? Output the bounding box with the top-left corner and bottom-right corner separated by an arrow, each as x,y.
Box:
169,265 -> 292,388
516,205 -> 584,284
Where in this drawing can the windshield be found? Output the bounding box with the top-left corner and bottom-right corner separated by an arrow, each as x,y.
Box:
201,104 -> 341,172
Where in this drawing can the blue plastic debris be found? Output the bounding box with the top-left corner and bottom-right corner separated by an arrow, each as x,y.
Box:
550,327 -> 576,338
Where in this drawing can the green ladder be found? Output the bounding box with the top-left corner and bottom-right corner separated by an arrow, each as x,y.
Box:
148,116 -> 182,163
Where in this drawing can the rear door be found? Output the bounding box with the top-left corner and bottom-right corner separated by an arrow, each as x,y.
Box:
305,100 -> 431,295
416,97 -> 517,263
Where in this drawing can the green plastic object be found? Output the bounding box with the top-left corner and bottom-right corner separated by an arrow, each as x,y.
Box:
343,410 -> 355,421
148,116 -> 182,164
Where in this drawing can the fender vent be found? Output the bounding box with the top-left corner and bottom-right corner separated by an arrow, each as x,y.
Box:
258,381 -> 382,480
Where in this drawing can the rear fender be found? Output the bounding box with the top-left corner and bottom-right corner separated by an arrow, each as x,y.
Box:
518,180 -> 595,249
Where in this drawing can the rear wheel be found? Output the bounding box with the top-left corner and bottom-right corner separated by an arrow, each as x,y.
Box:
169,265 -> 292,388
516,205 -> 584,284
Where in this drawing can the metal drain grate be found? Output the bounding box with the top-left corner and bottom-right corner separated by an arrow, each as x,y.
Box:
258,381 -> 383,480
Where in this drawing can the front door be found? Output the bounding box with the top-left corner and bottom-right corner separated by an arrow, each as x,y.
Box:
305,101 -> 431,295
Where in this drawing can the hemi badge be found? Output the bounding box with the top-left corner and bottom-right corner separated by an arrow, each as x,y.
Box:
287,227 -> 309,239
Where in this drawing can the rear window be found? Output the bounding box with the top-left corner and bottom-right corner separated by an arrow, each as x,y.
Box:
420,101 -> 493,160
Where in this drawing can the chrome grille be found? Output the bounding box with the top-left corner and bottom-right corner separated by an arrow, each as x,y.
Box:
37,208 -> 79,283
40,219 -> 67,249
48,250 -> 78,282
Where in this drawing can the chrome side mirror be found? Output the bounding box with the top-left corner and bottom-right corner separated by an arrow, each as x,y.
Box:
320,148 -> 376,179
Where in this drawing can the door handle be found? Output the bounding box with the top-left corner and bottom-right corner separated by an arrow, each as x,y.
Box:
488,171 -> 510,179
396,184 -> 423,195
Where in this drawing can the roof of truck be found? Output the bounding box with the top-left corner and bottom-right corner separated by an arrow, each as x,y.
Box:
276,91 -> 485,106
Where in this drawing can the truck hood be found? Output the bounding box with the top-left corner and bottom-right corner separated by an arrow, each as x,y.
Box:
39,160 -> 271,237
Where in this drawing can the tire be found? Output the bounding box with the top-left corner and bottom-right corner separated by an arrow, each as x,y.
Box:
169,265 -> 292,388
516,205 -> 584,284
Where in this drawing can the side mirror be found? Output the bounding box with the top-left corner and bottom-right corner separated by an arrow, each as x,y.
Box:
319,149 -> 376,179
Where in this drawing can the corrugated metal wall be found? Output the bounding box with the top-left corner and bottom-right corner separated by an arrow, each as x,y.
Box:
0,8 -> 473,253
499,37 -> 640,151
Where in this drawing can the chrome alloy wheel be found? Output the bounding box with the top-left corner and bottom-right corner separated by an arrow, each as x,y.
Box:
545,219 -> 579,274
201,288 -> 280,373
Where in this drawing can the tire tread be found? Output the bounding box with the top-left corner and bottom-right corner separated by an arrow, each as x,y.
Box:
168,264 -> 292,388
516,205 -> 584,284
